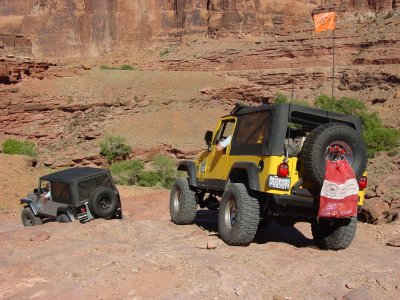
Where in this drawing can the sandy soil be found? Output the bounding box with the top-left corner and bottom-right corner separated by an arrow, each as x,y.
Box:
1,185 -> 399,300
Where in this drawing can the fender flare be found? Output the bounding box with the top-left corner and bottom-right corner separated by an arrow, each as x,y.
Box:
56,207 -> 75,221
228,162 -> 261,191
177,160 -> 197,187
20,198 -> 39,215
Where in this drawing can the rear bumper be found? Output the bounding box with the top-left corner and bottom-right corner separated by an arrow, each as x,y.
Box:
272,194 -> 315,208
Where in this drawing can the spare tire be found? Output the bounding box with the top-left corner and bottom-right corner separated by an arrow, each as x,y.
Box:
88,187 -> 118,218
301,122 -> 367,187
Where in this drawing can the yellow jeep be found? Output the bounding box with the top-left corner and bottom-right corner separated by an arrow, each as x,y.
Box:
170,103 -> 368,250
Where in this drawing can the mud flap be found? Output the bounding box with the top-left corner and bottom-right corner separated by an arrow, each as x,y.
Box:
319,159 -> 359,218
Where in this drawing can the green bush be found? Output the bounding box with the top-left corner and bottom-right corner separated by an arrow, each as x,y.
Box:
274,92 -> 310,107
315,95 -> 367,115
110,160 -> 144,185
100,65 -> 135,71
153,155 -> 177,188
99,135 -> 132,163
2,139 -> 37,157
159,48 -> 170,57
275,92 -> 288,104
120,64 -> 135,70
138,170 -> 161,187
314,95 -> 400,157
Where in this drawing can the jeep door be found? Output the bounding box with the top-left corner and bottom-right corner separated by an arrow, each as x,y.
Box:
203,117 -> 236,180
39,181 -> 71,216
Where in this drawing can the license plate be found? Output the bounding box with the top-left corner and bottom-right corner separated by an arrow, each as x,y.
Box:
268,176 -> 291,190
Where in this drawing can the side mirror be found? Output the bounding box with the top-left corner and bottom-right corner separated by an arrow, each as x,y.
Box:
204,130 -> 213,146
34,188 -> 39,195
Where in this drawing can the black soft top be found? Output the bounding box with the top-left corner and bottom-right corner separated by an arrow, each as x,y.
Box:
40,167 -> 109,184
228,103 -> 363,134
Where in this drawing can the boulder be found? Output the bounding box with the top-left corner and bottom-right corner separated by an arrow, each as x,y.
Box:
343,288 -> 373,300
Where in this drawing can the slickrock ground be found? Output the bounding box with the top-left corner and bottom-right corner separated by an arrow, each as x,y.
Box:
0,185 -> 399,300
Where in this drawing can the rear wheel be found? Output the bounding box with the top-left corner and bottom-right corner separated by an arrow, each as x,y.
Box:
218,183 -> 260,246
57,213 -> 71,223
169,177 -> 197,225
21,207 -> 42,226
311,217 -> 357,250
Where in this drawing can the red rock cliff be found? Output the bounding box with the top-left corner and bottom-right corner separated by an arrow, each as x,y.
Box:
0,0 -> 397,58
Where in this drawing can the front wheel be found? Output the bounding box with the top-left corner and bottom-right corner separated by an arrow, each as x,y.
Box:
311,217 -> 357,250
21,207 -> 42,226
169,177 -> 197,225
218,183 -> 260,246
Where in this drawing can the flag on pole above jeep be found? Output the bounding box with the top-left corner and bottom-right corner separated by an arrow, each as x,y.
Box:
313,12 -> 336,33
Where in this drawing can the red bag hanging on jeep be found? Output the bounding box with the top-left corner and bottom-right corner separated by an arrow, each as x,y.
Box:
318,159 -> 359,218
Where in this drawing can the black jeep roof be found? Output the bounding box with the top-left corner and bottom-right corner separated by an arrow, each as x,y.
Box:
40,167 -> 109,184
228,103 -> 362,133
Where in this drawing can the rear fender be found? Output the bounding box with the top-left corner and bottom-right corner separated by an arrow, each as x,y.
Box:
57,207 -> 76,221
228,162 -> 260,191
177,160 -> 197,187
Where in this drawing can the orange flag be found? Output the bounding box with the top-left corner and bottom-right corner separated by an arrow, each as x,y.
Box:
313,12 -> 336,33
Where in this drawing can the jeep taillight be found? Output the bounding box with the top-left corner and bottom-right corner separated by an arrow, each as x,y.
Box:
81,206 -> 86,213
358,176 -> 367,189
277,162 -> 289,178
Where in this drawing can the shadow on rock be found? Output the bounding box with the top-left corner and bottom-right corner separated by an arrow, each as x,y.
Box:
194,210 -> 219,233
195,210 -> 314,248
254,221 -> 314,248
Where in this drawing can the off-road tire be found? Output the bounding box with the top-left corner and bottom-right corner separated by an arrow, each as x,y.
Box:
218,183 -> 260,246
88,187 -> 118,218
301,122 -> 367,187
311,217 -> 357,250
169,177 -> 197,225
21,207 -> 42,226
57,213 -> 71,223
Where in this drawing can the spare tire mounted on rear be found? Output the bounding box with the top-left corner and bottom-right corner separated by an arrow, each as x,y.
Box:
88,186 -> 118,218
301,122 -> 367,187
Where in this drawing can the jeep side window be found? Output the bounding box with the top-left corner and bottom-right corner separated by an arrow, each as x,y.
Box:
78,175 -> 113,202
51,182 -> 71,204
78,178 -> 98,201
235,111 -> 271,145
213,120 -> 235,145
96,174 -> 113,188
230,111 -> 271,156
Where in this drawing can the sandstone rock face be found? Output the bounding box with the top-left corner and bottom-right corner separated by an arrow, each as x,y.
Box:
321,0 -> 399,10
1,0 -> 398,59
0,0 -> 326,58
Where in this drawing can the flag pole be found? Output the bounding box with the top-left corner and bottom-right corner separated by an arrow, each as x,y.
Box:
332,28 -> 335,101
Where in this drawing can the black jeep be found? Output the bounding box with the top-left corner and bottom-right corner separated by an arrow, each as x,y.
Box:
20,167 -> 122,225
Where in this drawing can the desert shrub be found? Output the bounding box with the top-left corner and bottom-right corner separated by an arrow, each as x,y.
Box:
2,139 -> 37,157
315,95 -> 367,115
120,64 -> 135,70
153,155 -> 177,188
275,92 -> 288,104
138,170 -> 161,187
100,65 -> 135,70
110,160 -> 144,185
274,93 -> 310,107
99,135 -> 132,163
159,48 -> 170,57
314,95 -> 400,157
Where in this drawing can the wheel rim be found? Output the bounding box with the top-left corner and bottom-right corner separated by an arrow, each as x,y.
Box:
99,197 -> 111,209
325,141 -> 353,164
173,188 -> 181,213
24,215 -> 33,225
224,196 -> 237,229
